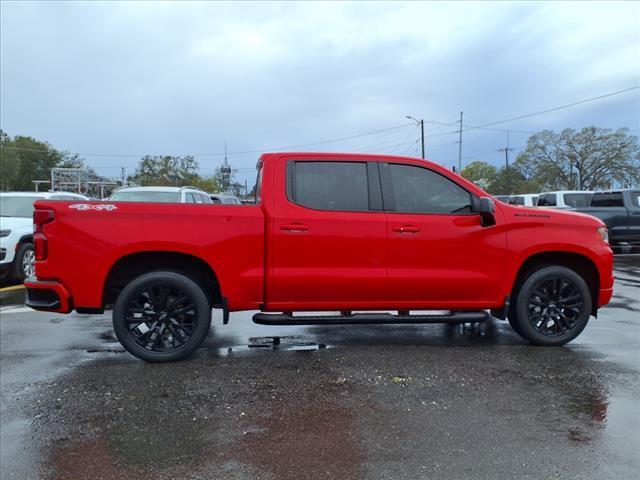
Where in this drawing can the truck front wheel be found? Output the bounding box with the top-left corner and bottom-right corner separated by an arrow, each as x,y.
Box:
511,266 -> 592,346
113,271 -> 212,362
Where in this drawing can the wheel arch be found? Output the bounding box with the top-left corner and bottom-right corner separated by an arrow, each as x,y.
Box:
17,234 -> 33,245
511,251 -> 600,316
102,251 -> 222,309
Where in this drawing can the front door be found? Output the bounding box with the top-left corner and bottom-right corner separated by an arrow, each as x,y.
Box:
381,162 -> 507,308
267,158 -> 387,310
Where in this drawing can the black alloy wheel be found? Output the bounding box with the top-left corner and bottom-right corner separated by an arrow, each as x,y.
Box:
113,271 -> 211,362
513,266 -> 592,346
527,276 -> 585,336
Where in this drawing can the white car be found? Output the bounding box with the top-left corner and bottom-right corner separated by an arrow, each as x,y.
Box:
0,191 -> 88,282
509,194 -> 539,207
209,193 -> 242,205
537,191 -> 593,209
109,186 -> 213,204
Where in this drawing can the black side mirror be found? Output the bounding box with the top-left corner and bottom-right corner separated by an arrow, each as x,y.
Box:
478,197 -> 496,227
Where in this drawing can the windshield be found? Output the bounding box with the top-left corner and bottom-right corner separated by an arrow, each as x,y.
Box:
0,196 -> 41,218
109,191 -> 181,203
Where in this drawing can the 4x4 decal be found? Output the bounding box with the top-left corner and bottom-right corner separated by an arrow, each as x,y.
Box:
69,204 -> 118,211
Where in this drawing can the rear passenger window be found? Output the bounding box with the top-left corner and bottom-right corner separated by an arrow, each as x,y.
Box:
564,193 -> 591,208
386,164 -> 472,214
288,161 -> 369,211
591,192 -> 624,207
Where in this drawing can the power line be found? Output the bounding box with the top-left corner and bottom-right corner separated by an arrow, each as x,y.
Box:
466,85 -> 640,131
2,85 -> 637,163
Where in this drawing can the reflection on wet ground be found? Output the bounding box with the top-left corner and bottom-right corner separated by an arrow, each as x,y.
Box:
0,256 -> 639,479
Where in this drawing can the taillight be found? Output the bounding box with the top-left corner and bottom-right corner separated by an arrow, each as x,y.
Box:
33,209 -> 54,261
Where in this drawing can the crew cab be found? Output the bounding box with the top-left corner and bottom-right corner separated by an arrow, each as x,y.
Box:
25,153 -> 614,362
574,189 -> 640,246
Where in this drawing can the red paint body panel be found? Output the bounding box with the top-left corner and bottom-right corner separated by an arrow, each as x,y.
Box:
30,152 -> 614,315
33,203 -> 265,311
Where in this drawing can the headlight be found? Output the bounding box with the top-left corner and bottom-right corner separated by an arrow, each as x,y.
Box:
597,226 -> 609,244
0,229 -> 11,238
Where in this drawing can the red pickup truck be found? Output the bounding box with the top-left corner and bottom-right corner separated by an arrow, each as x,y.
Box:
25,153 -> 614,362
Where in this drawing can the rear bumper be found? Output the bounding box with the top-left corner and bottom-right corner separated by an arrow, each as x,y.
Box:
24,278 -> 72,313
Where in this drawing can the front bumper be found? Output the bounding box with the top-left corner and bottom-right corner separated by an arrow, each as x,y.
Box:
598,287 -> 614,308
24,278 -> 72,313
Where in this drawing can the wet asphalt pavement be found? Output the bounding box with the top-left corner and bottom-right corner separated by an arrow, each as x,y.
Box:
1,258 -> 639,480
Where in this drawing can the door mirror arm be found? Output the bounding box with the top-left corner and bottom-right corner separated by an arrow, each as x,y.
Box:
478,197 -> 496,227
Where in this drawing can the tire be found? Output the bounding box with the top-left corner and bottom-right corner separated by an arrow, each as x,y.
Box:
507,314 -> 524,336
12,242 -> 35,282
113,271 -> 212,362
511,266 -> 592,346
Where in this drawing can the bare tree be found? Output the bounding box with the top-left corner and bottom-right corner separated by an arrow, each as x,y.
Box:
514,127 -> 639,190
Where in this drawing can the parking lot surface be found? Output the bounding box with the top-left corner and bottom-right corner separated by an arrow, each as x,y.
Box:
1,257 -> 639,479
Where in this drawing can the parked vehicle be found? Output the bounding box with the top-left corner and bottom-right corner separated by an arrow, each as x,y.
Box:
25,153 -> 613,362
574,189 -> 640,246
109,186 -> 212,204
0,191 -> 88,282
509,194 -> 539,207
494,195 -> 510,203
537,191 -> 593,209
209,193 -> 242,205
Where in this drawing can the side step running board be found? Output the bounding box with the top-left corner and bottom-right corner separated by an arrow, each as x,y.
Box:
253,311 -> 489,326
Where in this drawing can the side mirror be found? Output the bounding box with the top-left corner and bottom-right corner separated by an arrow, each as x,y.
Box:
478,197 -> 496,227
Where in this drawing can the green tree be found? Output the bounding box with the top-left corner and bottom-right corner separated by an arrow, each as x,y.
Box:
460,161 -> 498,190
0,131 -> 84,191
487,166 -> 531,195
515,127 -> 640,190
132,155 -> 200,186
190,175 -> 222,193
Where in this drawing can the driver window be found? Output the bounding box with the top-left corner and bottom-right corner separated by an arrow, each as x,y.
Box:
387,164 -> 472,214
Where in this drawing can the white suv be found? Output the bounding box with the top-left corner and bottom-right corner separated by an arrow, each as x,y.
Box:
109,186 -> 213,204
537,191 -> 593,209
0,191 -> 88,282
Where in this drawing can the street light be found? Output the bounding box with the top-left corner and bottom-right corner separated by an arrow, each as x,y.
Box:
406,116 -> 425,159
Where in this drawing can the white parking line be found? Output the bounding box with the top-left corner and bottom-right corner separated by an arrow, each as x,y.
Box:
0,306 -> 33,315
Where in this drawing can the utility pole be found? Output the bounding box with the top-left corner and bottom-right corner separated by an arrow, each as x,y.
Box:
121,167 -> 127,187
405,116 -> 425,159
498,131 -> 514,195
457,111 -> 463,173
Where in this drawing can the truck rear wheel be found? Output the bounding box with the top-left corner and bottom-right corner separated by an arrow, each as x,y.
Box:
511,266 -> 592,346
113,271 -> 211,362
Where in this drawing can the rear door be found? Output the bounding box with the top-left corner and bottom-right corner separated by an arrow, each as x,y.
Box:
267,158 -> 387,309
381,162 -> 507,307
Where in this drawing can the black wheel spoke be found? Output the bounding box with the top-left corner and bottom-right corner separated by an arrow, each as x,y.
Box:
527,275 -> 585,337
124,285 -> 198,353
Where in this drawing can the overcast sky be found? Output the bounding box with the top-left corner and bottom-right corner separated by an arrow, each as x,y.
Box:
1,1 -> 639,186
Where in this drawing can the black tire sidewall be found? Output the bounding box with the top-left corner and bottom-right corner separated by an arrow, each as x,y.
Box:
12,242 -> 34,282
113,271 -> 211,362
515,266 -> 592,346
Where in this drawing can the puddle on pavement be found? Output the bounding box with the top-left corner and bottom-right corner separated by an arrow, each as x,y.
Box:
218,335 -> 328,356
